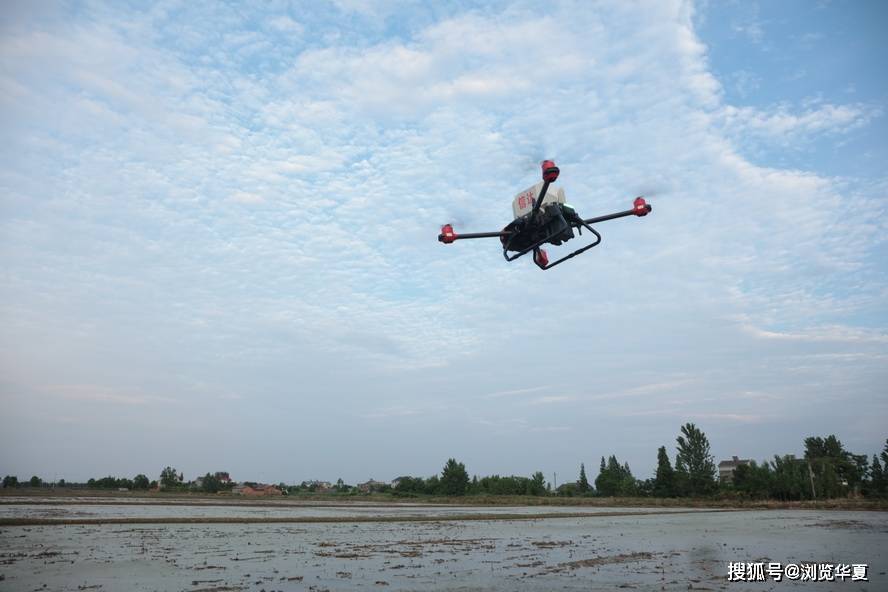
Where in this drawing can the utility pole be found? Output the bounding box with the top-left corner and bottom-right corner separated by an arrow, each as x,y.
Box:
553,472 -> 557,490
807,460 -> 816,500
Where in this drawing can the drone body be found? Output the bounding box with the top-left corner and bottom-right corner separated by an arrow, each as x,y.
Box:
438,160 -> 652,270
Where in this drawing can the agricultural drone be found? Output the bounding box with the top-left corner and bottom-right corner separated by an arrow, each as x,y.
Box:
437,160 -> 652,270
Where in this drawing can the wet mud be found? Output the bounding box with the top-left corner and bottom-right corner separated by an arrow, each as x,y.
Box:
0,502 -> 886,591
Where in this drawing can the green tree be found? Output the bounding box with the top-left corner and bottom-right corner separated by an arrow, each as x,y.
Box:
394,476 -> 426,494
201,472 -> 221,493
424,474 -> 441,495
529,471 -> 547,496
160,466 -> 182,489
440,458 -> 469,496
578,463 -> 590,493
676,423 -> 717,496
871,455 -> 885,497
29,475 -> 42,487
621,462 -> 638,496
2,475 -> 18,488
595,455 -> 636,496
770,455 -> 810,501
733,461 -> 774,499
653,446 -> 675,497
133,474 -> 150,490
673,455 -> 689,497
852,454 -> 869,494
804,435 -> 857,498
556,482 -> 579,496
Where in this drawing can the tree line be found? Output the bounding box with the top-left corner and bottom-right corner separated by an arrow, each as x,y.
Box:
1,468 -> 233,494
391,425 -> 888,501
561,425 -> 888,500
4,425 -> 886,500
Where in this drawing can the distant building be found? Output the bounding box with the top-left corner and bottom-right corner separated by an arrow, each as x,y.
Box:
357,479 -> 388,493
718,456 -> 752,484
301,480 -> 334,492
232,483 -> 282,496
556,482 -> 580,496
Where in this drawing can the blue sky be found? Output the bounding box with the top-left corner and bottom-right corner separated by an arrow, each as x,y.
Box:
1,0 -> 886,486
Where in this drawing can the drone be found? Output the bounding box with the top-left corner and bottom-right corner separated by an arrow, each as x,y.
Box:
437,160 -> 652,270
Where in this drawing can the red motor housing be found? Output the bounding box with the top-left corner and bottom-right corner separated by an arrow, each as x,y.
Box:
633,196 -> 649,216
541,160 -> 559,183
533,248 -> 549,268
439,224 -> 457,243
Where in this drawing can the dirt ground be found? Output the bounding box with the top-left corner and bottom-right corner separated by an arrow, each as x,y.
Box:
1,501 -> 886,591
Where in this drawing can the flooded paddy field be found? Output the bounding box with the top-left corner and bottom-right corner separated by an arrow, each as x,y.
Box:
0,497 -> 706,522
1,501 -> 886,591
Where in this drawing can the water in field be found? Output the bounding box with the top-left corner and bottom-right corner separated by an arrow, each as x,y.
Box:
0,497 -> 696,521
1,501 -> 886,591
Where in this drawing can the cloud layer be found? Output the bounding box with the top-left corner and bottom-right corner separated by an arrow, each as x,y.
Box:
1,0 -> 885,483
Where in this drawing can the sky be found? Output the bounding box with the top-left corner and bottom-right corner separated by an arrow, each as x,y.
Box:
1,0 -> 886,486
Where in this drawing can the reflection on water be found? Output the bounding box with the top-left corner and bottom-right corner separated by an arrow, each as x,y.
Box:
1,503 -> 886,591
0,498 -> 706,520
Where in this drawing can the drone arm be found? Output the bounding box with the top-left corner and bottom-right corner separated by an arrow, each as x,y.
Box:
581,197 -> 651,225
530,160 -> 561,218
438,224 -> 509,243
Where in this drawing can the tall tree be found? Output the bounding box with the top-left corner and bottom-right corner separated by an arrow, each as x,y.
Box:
530,471 -> 546,496
770,455 -> 810,501
871,455 -> 885,497
676,423 -> 717,496
653,446 -> 675,497
29,476 -> 42,487
673,455 -> 689,497
440,458 -> 469,496
2,475 -> 18,488
733,461 -> 773,499
804,435 -> 857,498
201,473 -> 221,493
595,455 -> 637,496
160,466 -> 182,489
133,474 -> 150,490
578,463 -> 590,493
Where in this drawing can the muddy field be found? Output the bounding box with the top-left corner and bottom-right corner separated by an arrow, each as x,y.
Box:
1,501 -> 886,591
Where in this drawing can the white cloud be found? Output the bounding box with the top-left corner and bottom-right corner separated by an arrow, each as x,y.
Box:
484,385 -> 555,399
720,102 -> 880,139
742,324 -> 888,344
267,16 -> 304,35
528,395 -> 577,406
227,191 -> 265,204
1,0 -> 885,482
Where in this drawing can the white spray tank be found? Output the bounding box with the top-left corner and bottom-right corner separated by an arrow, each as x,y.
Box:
511,181 -> 567,219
